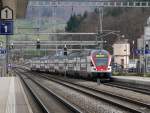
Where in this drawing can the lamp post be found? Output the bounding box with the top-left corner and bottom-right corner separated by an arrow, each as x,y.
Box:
133,40 -> 135,62
144,40 -> 146,76
126,43 -> 128,70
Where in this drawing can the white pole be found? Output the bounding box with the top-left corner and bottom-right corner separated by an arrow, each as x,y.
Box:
144,39 -> 146,76
126,44 -> 127,71
133,40 -> 135,62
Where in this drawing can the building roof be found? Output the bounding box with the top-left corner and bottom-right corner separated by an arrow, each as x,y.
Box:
114,39 -> 129,44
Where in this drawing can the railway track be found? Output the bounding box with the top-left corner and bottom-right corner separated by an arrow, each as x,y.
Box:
104,82 -> 150,95
31,72 -> 150,113
15,69 -> 83,113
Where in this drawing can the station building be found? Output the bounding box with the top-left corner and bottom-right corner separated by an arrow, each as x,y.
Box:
113,39 -> 130,69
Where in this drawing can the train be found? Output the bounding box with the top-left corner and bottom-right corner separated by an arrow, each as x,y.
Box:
30,49 -> 112,79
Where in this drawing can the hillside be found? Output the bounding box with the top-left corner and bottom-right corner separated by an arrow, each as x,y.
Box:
73,8 -> 150,53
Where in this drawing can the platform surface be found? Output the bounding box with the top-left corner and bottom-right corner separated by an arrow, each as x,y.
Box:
112,76 -> 150,86
0,77 -> 33,113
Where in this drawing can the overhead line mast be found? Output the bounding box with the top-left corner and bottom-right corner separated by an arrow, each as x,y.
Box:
29,1 -> 150,50
97,7 -> 103,49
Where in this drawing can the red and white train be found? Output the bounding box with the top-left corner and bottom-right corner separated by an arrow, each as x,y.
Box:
30,49 -> 112,79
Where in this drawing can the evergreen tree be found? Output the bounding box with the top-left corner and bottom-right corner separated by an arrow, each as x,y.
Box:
65,13 -> 87,32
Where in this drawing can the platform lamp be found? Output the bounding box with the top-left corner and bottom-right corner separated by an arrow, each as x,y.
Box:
133,40 -> 135,62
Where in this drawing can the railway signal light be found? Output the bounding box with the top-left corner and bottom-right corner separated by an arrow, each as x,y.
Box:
36,39 -> 40,49
64,45 -> 67,56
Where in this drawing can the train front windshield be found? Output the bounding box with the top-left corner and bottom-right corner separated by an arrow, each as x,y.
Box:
92,51 -> 109,66
96,58 -> 108,66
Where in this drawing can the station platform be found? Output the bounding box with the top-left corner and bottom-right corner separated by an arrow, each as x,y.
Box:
112,76 -> 150,86
0,77 -> 33,113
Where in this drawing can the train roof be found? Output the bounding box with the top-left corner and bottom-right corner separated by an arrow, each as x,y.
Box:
67,49 -> 110,58
30,49 -> 110,60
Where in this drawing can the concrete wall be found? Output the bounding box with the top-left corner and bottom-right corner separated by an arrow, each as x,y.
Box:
113,43 -> 130,56
114,55 -> 129,69
113,43 -> 130,69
